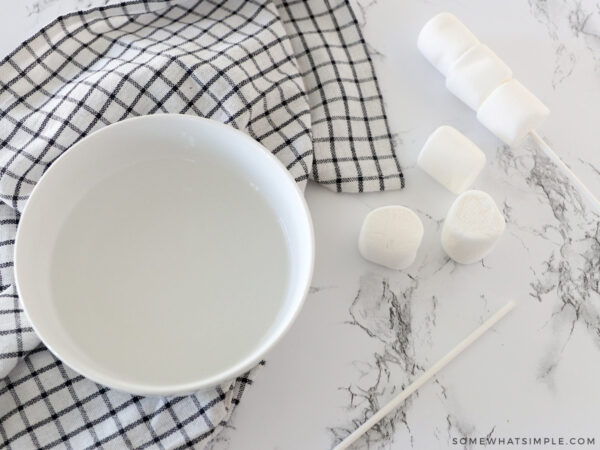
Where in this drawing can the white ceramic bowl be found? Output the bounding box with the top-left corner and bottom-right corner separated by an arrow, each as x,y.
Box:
15,115 -> 314,396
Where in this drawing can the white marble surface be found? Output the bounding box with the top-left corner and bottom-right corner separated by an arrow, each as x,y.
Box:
2,1 -> 600,449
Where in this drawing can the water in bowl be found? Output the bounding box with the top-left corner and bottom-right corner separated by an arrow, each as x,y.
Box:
50,157 -> 290,386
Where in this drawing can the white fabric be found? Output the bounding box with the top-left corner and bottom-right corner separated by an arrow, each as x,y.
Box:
417,12 -> 479,76
446,43 -> 512,110
358,206 -> 424,270
477,79 -> 550,145
417,125 -> 486,194
441,190 -> 505,264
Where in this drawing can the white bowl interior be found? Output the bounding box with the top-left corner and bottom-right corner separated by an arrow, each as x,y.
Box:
15,115 -> 313,395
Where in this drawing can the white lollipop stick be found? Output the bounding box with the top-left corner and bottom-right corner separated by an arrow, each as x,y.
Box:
529,131 -> 600,214
333,300 -> 516,450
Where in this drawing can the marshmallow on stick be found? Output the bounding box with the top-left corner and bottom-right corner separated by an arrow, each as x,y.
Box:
418,12 -> 549,146
478,79 -> 549,145
417,12 -> 479,77
446,44 -> 512,110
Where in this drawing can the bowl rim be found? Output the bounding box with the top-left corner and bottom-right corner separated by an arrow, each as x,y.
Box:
14,114 -> 315,396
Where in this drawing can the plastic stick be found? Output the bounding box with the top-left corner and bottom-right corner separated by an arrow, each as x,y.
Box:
333,300 -> 516,450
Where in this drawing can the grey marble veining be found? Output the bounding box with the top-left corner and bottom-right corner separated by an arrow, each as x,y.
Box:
330,274 -> 423,448
528,0 -> 600,78
521,141 -> 600,386
327,129 -> 600,448
524,0 -> 600,195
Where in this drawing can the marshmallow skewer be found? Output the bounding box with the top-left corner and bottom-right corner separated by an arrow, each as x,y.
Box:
419,12 -> 600,214
333,300 -> 516,450
419,13 -> 550,146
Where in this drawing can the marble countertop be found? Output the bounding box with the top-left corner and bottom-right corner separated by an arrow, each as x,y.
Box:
2,0 -> 600,449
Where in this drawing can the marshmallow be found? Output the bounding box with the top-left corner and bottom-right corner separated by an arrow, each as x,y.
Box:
477,79 -> 550,145
418,126 -> 486,194
441,190 -> 505,264
446,44 -> 512,110
417,12 -> 479,76
359,206 -> 424,270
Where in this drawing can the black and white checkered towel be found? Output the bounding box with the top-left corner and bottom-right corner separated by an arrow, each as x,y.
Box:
0,0 -> 402,447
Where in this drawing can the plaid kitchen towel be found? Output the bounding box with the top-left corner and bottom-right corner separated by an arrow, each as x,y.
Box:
0,0 -> 402,448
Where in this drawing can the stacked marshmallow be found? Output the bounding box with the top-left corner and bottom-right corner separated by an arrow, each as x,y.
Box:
418,12 -> 549,145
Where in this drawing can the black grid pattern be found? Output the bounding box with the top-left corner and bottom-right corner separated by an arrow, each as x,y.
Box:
0,0 -> 402,447
277,0 -> 403,192
1,347 -> 263,449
